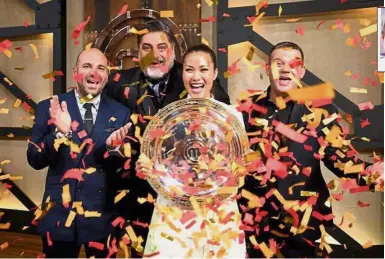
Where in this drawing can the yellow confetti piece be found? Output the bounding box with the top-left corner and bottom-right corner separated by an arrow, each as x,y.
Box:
135,126 -> 142,144
84,210 -> 101,217
0,242 -> 9,250
359,24 -> 376,37
114,190 -> 128,204
123,143 -> 131,158
0,160 -> 11,165
344,70 -> 352,77
343,23 -> 350,33
344,164 -> 364,174
4,77 -> 13,85
130,113 -> 138,125
204,0 -> 213,7
179,89 -> 187,99
350,87 -> 367,94
13,99 -> 22,108
271,61 -> 279,80
137,197 -> 147,204
345,37 -> 355,47
62,184 -> 71,204
42,71 -> 56,79
255,0 -> 267,15
288,82 -> 334,101
245,12 -> 265,27
217,187 -> 238,194
3,49 -> 12,58
65,211 -> 76,227
84,167 -> 96,174
0,222 -> 10,230
85,43 -> 92,50
288,72 -> 303,88
196,3 -> 201,8
80,93 -> 95,104
29,43 -> 39,59
129,27 -> 149,35
0,174 -> 10,180
0,98 -> 6,104
278,5 -> 283,17
9,176 -> 23,181
119,241 -> 129,259
126,225 -> 138,243
259,241 -> 275,258
201,37 -> 210,46
160,10 -> 174,18
378,72 -> 384,83
362,240 -> 373,249
109,116 -> 116,122
136,90 -> 151,105
286,18 -> 302,23
360,19 -> 371,26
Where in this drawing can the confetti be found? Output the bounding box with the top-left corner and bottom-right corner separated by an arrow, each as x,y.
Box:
360,118 -> 370,128
362,240 -> 373,249
358,101 -> 374,111
200,16 -> 217,22
255,0 -> 268,16
29,43 -> 39,59
357,200 -> 370,207
114,190 -> 128,204
286,18 -> 302,23
113,73 -> 121,82
129,27 -> 149,35
317,21 -> 325,30
350,87 -> 367,94
160,10 -> 174,18
117,4 -> 128,15
223,13 -> 230,17
89,241 -> 104,250
3,49 -> 12,58
72,15 -> 91,40
201,37 -> 210,46
287,82 -> 334,101
0,98 -> 6,104
84,210 -> 101,217
4,77 -> 13,85
65,211 -> 76,227
0,108 -> 9,114
278,5 -> 282,17
344,70 -> 352,77
0,242 -> 9,250
62,184 -> 71,204
274,120 -> 308,143
359,24 -> 376,37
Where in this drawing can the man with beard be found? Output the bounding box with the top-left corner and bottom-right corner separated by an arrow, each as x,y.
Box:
27,48 -> 133,258
240,41 -> 383,258
105,20 -> 230,256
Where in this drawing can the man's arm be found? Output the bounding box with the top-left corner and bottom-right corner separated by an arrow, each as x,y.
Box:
212,78 -> 231,105
27,101 -> 63,170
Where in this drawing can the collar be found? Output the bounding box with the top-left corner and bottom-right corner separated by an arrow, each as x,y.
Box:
74,89 -> 101,108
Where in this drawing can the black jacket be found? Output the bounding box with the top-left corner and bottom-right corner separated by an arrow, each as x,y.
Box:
240,89 -> 371,247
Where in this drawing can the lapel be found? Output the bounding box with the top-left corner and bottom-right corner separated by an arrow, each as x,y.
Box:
90,94 -> 112,144
162,63 -> 184,107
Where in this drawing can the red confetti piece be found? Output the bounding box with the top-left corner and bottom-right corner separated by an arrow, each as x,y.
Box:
360,118 -> 370,128
311,98 -> 333,107
358,101 -> 374,111
37,253 -> 46,258
123,87 -> 130,99
357,200 -> 370,207
372,80 -> 378,86
304,145 -> 313,151
295,26 -> 304,36
353,34 -> 361,45
148,128 -> 164,140
342,178 -> 358,190
362,77 -> 371,86
289,59 -> 303,68
352,73 -> 360,80
71,120 -> 80,131
61,168 -> 85,182
218,47 -> 227,53
77,130 -> 87,139
73,73 -> 83,83
266,158 -> 287,179
143,251 -> 160,258
336,18 -> 344,30
180,210 -> 197,224
350,185 -> 369,193
46,232 -> 53,246
117,4 -> 128,15
185,220 -> 197,229
111,216 -> 125,228
113,73 -> 121,82
23,21 -> 29,27
15,46 -> 22,52
341,0 -> 348,3
89,241 -> 105,251
247,16 -> 256,24
3,183 -> 12,189
22,102 -> 32,112
199,16 -> 217,22
0,39 -> 12,53
223,13 -> 231,17
72,15 -> 91,40
361,41 -> 372,50
273,120 -> 308,143
317,21 -> 325,30
123,158 -> 131,170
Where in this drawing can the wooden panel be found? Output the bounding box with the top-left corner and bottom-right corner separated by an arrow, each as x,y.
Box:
152,0 -> 200,26
0,0 -> 35,28
109,0 -> 142,20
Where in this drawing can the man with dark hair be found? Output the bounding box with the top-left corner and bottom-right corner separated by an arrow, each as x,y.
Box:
240,41 -> 383,257
104,20 -> 230,256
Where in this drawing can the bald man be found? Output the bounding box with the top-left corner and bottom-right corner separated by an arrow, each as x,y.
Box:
27,48 -> 133,258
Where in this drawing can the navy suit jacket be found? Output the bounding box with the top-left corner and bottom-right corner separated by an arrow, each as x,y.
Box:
27,90 -> 131,244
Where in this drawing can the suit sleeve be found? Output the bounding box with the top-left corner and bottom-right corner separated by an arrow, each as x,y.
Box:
320,104 -> 371,184
212,78 -> 231,105
27,101 -> 62,170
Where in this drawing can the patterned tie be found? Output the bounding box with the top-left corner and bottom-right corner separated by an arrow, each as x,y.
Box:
153,81 -> 166,103
83,103 -> 94,135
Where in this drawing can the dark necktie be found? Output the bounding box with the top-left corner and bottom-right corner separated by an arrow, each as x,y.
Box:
83,103 -> 94,135
152,80 -> 166,103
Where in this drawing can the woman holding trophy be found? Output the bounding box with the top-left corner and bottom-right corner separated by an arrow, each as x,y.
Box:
138,44 -> 248,258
